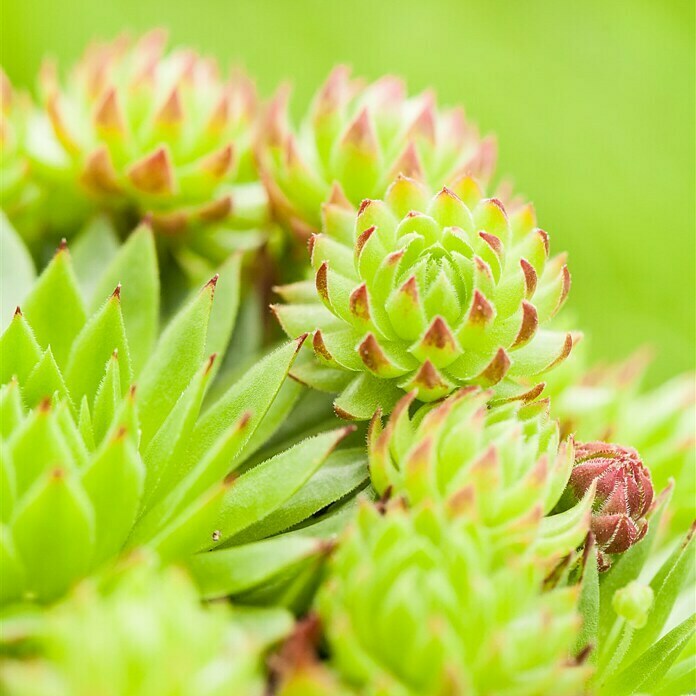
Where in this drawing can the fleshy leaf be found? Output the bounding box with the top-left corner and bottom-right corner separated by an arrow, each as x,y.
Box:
136,278 -> 215,446
602,614 -> 696,696
229,448 -> 368,544
187,535 -> 323,600
81,429 -> 144,565
90,224 -> 160,375
213,427 -> 354,543
64,289 -> 132,406
21,244 -> 87,367
12,468 -> 95,601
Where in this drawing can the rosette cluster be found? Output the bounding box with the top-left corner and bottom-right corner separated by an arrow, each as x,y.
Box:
0,220 -> 356,605
318,503 -> 589,696
274,175 -> 574,418
27,30 -> 262,238
566,441 -> 654,569
259,66 -> 496,240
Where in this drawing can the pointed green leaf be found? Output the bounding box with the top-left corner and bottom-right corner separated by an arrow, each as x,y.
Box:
0,380 -> 25,437
204,253 -> 241,371
0,212 -> 35,327
185,338 -> 306,488
136,278 -> 215,447
22,348 -> 70,409
82,429 -> 144,565
141,355 -> 215,511
213,427 -> 354,543
0,310 -> 41,384
148,482 -> 228,562
64,291 -> 132,406
187,535 -> 323,600
12,468 -> 95,600
577,540 -> 600,657
7,403 -> 75,494
78,396 -> 95,451
236,378 -> 304,465
91,224 -> 159,375
603,615 -> 696,696
91,351 -> 121,443
229,448 -> 368,544
22,244 -> 87,367
54,401 -> 89,469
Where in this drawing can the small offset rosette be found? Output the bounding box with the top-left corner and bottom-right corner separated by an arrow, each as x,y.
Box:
568,441 -> 654,569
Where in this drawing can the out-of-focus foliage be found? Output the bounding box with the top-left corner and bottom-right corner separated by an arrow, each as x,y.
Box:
2,0 -> 693,381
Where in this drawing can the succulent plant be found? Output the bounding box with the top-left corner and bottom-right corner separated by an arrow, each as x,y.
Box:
0,217 -> 366,605
318,502 -> 590,695
258,66 -> 497,241
368,388 -> 593,560
0,555 -> 293,696
274,175 -> 574,418
571,489 -> 695,696
544,340 -> 695,535
19,30 -> 266,259
564,441 -> 654,570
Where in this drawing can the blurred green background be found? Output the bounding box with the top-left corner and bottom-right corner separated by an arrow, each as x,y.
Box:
2,0 -> 694,382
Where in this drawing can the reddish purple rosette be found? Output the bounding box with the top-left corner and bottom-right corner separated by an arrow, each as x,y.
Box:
570,442 -> 654,569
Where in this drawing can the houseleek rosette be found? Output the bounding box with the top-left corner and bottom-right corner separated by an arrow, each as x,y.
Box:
259,66 -> 497,241
274,175 -> 574,418
318,502 -> 590,695
0,556 -> 293,696
565,441 -> 654,570
0,217 -> 366,606
368,388 -> 593,560
21,30 -> 265,255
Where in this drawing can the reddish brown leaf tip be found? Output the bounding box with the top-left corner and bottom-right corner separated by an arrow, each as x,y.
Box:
312,330 -> 333,361
13,306 -> 22,317
111,284 -> 122,299
357,199 -> 372,216
38,397 -> 52,412
355,226 -> 376,257
315,262 -> 329,303
205,353 -> 218,374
